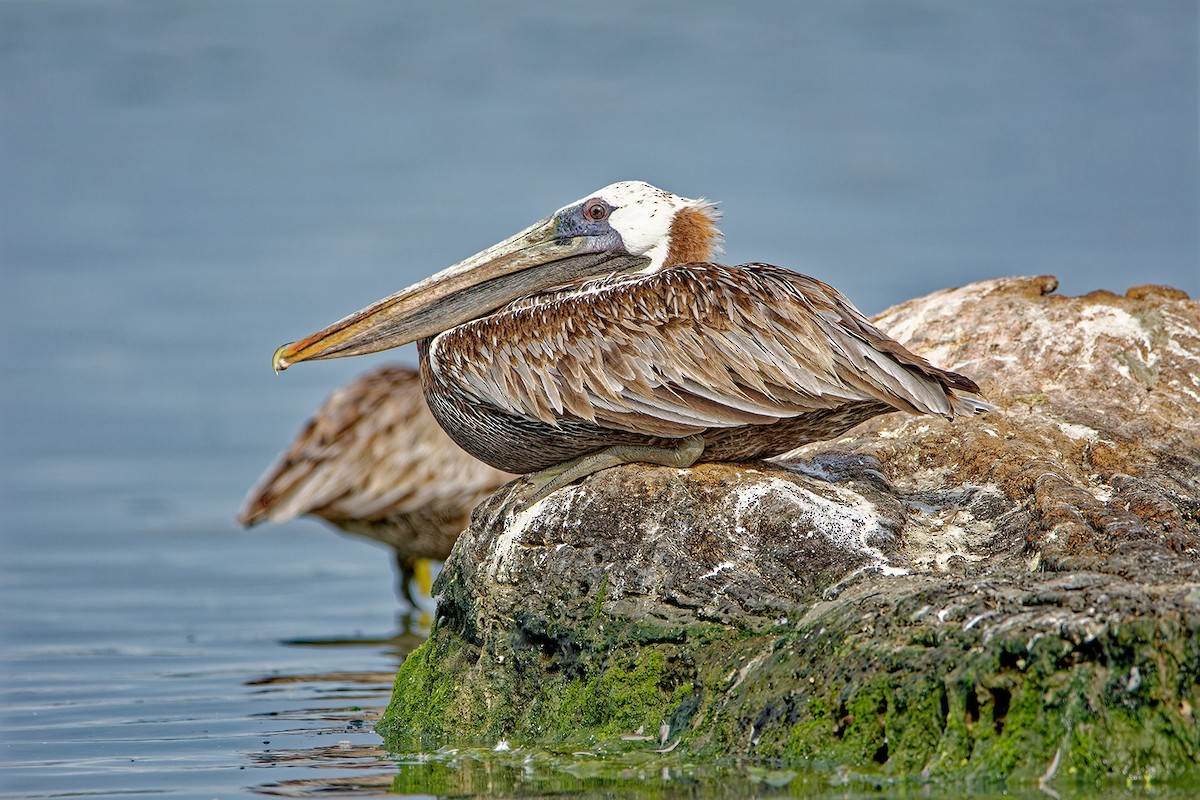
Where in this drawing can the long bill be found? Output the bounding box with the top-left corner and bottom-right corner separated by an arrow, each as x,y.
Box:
272,216 -> 647,372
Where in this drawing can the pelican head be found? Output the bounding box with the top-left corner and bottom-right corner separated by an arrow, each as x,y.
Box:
272,181 -> 721,371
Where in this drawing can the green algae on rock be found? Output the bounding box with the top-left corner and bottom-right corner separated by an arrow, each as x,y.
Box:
377,277 -> 1200,786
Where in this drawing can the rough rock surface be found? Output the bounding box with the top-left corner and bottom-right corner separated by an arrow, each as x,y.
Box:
378,277 -> 1200,785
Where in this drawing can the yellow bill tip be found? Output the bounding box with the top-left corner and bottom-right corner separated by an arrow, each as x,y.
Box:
271,343 -> 294,374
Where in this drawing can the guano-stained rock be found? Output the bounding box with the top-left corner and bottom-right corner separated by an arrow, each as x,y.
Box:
378,276 -> 1200,786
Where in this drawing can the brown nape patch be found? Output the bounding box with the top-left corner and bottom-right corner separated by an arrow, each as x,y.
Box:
665,205 -> 722,266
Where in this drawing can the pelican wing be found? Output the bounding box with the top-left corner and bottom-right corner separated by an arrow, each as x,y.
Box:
430,263 -> 975,439
238,364 -> 508,526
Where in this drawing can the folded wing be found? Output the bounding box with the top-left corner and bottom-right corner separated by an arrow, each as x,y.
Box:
429,263 -> 985,439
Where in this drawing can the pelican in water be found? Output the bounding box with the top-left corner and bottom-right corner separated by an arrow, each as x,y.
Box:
238,364 -> 514,604
272,181 -> 991,503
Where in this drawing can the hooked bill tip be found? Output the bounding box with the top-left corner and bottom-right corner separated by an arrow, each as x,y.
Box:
271,343 -> 294,374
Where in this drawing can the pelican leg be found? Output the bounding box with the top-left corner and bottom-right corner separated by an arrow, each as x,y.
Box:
523,435 -> 705,506
413,558 -> 435,598
395,554 -> 418,609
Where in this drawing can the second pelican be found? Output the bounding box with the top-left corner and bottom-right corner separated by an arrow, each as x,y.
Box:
273,181 -> 992,501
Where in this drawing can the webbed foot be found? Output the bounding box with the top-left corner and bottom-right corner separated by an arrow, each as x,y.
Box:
521,435 -> 705,507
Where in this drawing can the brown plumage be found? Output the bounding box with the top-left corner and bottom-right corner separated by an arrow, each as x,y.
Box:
237,364 -> 514,603
419,261 -> 988,474
272,181 -> 992,501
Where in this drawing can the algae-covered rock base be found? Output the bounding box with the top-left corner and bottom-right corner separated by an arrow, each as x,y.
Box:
378,277 -> 1200,787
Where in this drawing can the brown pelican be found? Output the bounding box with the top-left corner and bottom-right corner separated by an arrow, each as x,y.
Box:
272,182 -> 991,503
238,364 -> 514,603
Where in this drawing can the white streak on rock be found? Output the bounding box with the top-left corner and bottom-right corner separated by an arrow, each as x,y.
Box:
727,476 -> 896,570
699,562 -> 736,580
1058,423 -> 1100,441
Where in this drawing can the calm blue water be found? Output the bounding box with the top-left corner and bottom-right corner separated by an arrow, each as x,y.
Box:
2,2 -> 1197,797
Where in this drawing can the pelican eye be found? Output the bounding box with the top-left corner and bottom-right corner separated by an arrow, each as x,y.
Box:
583,199 -> 611,222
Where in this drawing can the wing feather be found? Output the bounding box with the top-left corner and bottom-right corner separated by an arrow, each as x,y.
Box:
237,364 -> 512,527
432,263 -> 968,437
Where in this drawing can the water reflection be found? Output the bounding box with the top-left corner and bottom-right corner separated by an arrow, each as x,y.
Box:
261,739 -> 1200,800
258,772 -> 397,798
283,610 -> 434,649
242,651 -> 396,797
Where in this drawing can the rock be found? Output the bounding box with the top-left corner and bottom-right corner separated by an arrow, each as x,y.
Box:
833,275 -> 1200,575
377,277 -> 1200,785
